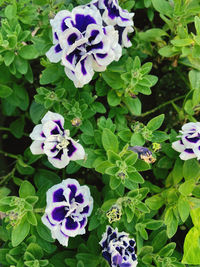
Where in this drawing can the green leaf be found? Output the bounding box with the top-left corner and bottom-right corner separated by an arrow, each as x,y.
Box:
19,181 -> 36,198
102,128 -> 118,153
179,179 -> 196,196
4,51 -> 15,66
158,46 -> 177,57
95,160 -> 113,174
88,215 -> 100,231
5,5 -> 17,20
151,0 -> 173,16
130,133 -> 145,146
123,96 -> 141,116
182,227 -> 200,264
125,205 -> 134,223
171,38 -> 193,47
152,230 -> 167,252
110,176 -> 121,189
147,114 -> 165,131
183,159 -> 200,180
125,152 -> 138,165
10,117 -> 25,138
12,215 -> 30,247
195,16 -> 200,36
145,220 -> 163,230
173,158 -> 183,184
80,120 -> 94,136
19,45 -> 39,60
178,195 -> 190,222
118,129 -> 132,142
158,242 -> 176,257
164,207 -> 178,238
190,207 -> 200,227
145,194 -> 164,210
0,84 -> 13,98
128,172 -> 144,183
107,150 -> 121,163
27,211 -> 37,226
101,199 -> 117,211
107,90 -> 121,106
29,101 -> 46,124
14,56 -> 28,74
102,71 -> 124,89
40,65 -> 62,84
36,216 -> 54,242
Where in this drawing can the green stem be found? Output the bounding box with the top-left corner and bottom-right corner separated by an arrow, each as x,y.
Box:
0,166 -> 16,185
0,149 -> 19,159
139,95 -> 185,117
0,127 -> 29,137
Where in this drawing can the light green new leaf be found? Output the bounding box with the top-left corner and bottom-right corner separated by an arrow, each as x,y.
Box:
12,215 -> 30,247
147,114 -> 165,131
182,227 -> 200,264
19,180 -> 36,198
102,128 -> 118,153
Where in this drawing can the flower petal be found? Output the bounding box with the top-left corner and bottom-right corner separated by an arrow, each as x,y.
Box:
172,140 -> 185,153
180,149 -> 196,160
48,149 -> 70,169
46,44 -> 63,63
43,121 -> 63,138
68,139 -> 85,161
30,140 -> 45,155
30,124 -> 45,140
41,111 -> 65,130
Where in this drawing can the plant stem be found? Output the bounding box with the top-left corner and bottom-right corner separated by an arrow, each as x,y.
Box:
0,127 -> 29,137
139,95 -> 185,117
0,150 -> 19,159
0,167 -> 16,185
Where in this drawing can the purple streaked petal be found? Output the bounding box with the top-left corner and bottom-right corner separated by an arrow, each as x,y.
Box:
79,217 -> 86,228
86,41 -> 103,53
73,14 -> 97,33
52,206 -> 67,221
102,251 -> 111,265
54,44 -> 62,53
75,193 -> 84,204
46,215 -> 56,226
67,140 -> 77,157
48,149 -> 70,168
80,205 -> 89,214
68,32 -> 79,45
65,217 -> 78,230
68,184 -> 77,202
53,188 -> 66,202
112,254 -> 123,265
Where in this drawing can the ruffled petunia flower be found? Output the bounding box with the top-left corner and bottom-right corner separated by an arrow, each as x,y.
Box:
89,0 -> 134,47
99,226 -> 138,267
46,5 -> 122,87
30,111 -> 85,168
128,146 -> 156,164
172,122 -> 200,160
42,179 -> 93,247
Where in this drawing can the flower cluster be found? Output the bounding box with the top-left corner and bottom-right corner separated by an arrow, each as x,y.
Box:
172,122 -> 200,160
30,111 -> 85,168
42,179 -> 93,247
46,0 -> 134,87
100,226 -> 138,267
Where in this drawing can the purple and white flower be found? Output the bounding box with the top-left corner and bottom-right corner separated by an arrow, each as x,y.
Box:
172,122 -> 200,160
89,0 -> 134,47
30,111 -> 85,168
42,179 -> 93,247
46,4 -> 122,88
99,226 -> 138,267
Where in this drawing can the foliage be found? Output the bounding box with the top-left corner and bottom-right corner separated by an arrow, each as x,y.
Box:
0,0 -> 200,266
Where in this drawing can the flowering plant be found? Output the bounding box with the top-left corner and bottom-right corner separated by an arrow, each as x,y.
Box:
1,0 -> 200,266
172,122 -> 200,160
42,178 -> 93,246
99,226 -> 137,267
30,111 -> 85,168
